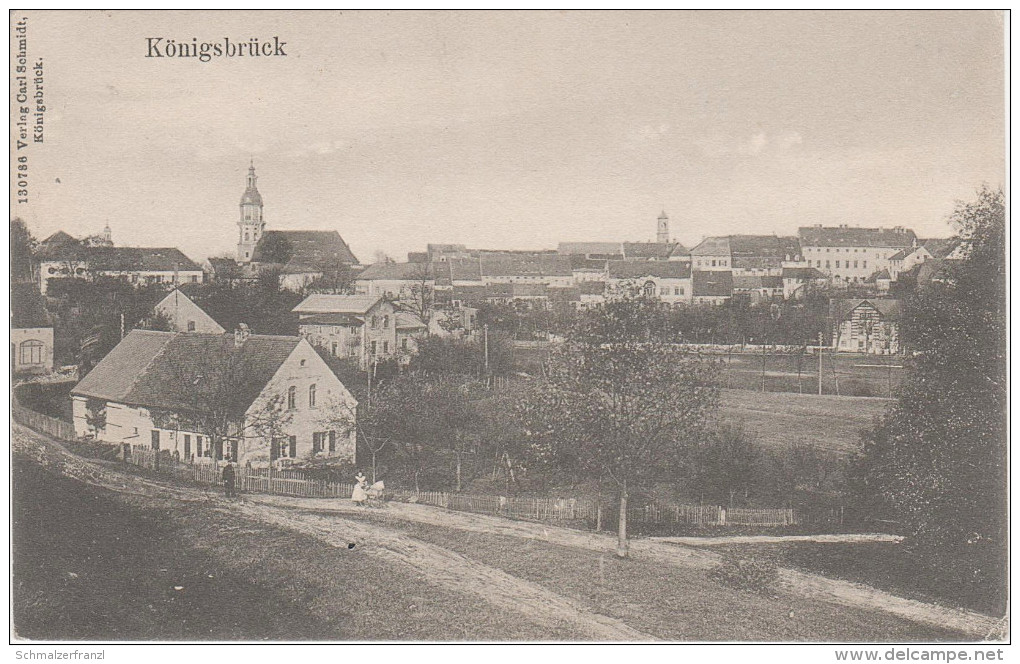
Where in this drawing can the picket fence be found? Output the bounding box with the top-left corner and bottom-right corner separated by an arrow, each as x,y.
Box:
121,446 -> 798,527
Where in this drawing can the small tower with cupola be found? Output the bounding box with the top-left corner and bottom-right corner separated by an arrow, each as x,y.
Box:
656,211 -> 670,244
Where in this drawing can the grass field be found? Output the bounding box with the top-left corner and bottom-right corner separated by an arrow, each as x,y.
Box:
11,456 -> 577,641
717,389 -> 892,457
712,542 -> 1007,617
12,444 -> 973,642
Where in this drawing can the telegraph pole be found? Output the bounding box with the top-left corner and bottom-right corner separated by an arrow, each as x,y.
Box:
483,324 -> 489,378
817,331 -> 824,395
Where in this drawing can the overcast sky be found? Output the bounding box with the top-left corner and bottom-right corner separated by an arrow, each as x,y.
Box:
12,10 -> 1005,263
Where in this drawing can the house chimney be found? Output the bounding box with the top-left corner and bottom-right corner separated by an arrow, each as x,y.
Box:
234,323 -> 251,347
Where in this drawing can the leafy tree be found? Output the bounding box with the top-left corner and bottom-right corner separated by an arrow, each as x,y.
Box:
399,261 -> 436,327
10,218 -> 36,283
516,298 -> 720,557
360,373 -> 475,491
84,397 -> 107,437
850,186 -> 1006,610
690,424 -> 760,507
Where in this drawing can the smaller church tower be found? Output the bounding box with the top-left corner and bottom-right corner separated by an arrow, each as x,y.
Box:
237,161 -> 266,263
102,223 -> 112,245
656,211 -> 670,244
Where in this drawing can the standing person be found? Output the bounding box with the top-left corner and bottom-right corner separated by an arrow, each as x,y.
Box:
222,461 -> 237,499
351,471 -> 368,506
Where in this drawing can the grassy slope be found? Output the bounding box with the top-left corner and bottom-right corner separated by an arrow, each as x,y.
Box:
11,456 -> 580,641
718,389 -> 891,456
333,510 -> 966,642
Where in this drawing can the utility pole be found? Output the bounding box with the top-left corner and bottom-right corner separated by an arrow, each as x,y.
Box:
818,331 -> 824,396
760,336 -> 767,393
483,324 -> 489,379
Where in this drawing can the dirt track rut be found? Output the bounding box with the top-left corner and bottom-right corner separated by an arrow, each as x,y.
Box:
13,423 -> 1001,640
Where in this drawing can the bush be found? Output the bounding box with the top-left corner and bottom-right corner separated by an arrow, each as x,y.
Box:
708,555 -> 780,597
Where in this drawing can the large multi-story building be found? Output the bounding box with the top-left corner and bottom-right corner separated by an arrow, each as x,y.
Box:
799,225 -> 916,284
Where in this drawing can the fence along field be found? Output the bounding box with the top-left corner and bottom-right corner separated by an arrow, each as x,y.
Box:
12,398 -> 805,530
123,445 -> 800,528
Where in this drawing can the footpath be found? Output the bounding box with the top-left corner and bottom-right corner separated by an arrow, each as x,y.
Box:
12,421 -> 1002,641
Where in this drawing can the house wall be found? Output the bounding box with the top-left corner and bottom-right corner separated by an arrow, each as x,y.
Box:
832,307 -> 900,354
241,340 -> 357,467
607,277 -> 692,305
72,341 -> 358,467
12,327 -> 54,373
279,272 -> 320,291
802,246 -> 906,283
299,300 -> 400,370
154,292 -> 225,333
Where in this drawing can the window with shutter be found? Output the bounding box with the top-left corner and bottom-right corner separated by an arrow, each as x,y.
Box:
328,431 -> 336,452
289,436 -> 297,457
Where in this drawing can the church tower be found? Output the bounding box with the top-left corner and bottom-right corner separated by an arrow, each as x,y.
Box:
237,161 -> 266,263
657,211 -> 670,244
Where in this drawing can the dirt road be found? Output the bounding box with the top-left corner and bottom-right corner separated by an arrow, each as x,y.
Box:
12,422 -> 1001,640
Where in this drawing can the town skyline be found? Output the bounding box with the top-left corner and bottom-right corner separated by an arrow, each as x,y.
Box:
12,11 -> 1004,263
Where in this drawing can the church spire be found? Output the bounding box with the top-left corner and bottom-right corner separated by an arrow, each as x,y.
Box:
237,161 -> 266,263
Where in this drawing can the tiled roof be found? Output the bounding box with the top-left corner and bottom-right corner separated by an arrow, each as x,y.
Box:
36,231 -> 80,259
357,262 -> 434,281
252,230 -> 359,272
608,261 -> 691,279
87,247 -> 202,272
728,235 -> 801,258
864,269 -> 892,283
478,254 -> 572,277
799,226 -> 916,248
73,330 -> 301,416
622,242 -> 679,260
733,275 -> 783,289
568,255 -> 609,271
578,280 -> 607,295
11,282 -> 52,328
447,258 -> 483,282
829,298 -> 902,321
395,312 -> 427,329
920,237 -> 964,260
782,266 -> 825,279
692,270 -> 734,297
293,294 -> 382,315
557,242 -> 623,256
689,237 -> 730,256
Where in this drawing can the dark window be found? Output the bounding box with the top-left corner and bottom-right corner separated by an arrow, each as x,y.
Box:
184,434 -> 191,458
151,430 -> 160,451
289,436 -> 297,458
328,430 -> 336,452
19,340 -> 43,365
383,341 -> 389,354
371,341 -> 377,355
309,384 -> 317,407
401,338 -> 408,350
287,386 -> 296,410
312,432 -> 323,453
383,315 -> 390,328
187,320 -> 196,332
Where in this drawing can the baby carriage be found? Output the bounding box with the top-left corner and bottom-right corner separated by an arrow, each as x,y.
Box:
366,480 -> 385,504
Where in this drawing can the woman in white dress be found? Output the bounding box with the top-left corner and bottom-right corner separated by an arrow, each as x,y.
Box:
351,471 -> 368,506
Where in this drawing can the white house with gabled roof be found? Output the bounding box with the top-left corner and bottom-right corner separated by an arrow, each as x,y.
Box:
71,328 -> 357,468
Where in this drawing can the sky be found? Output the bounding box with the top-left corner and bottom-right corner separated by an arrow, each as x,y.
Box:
11,10 -> 1006,264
